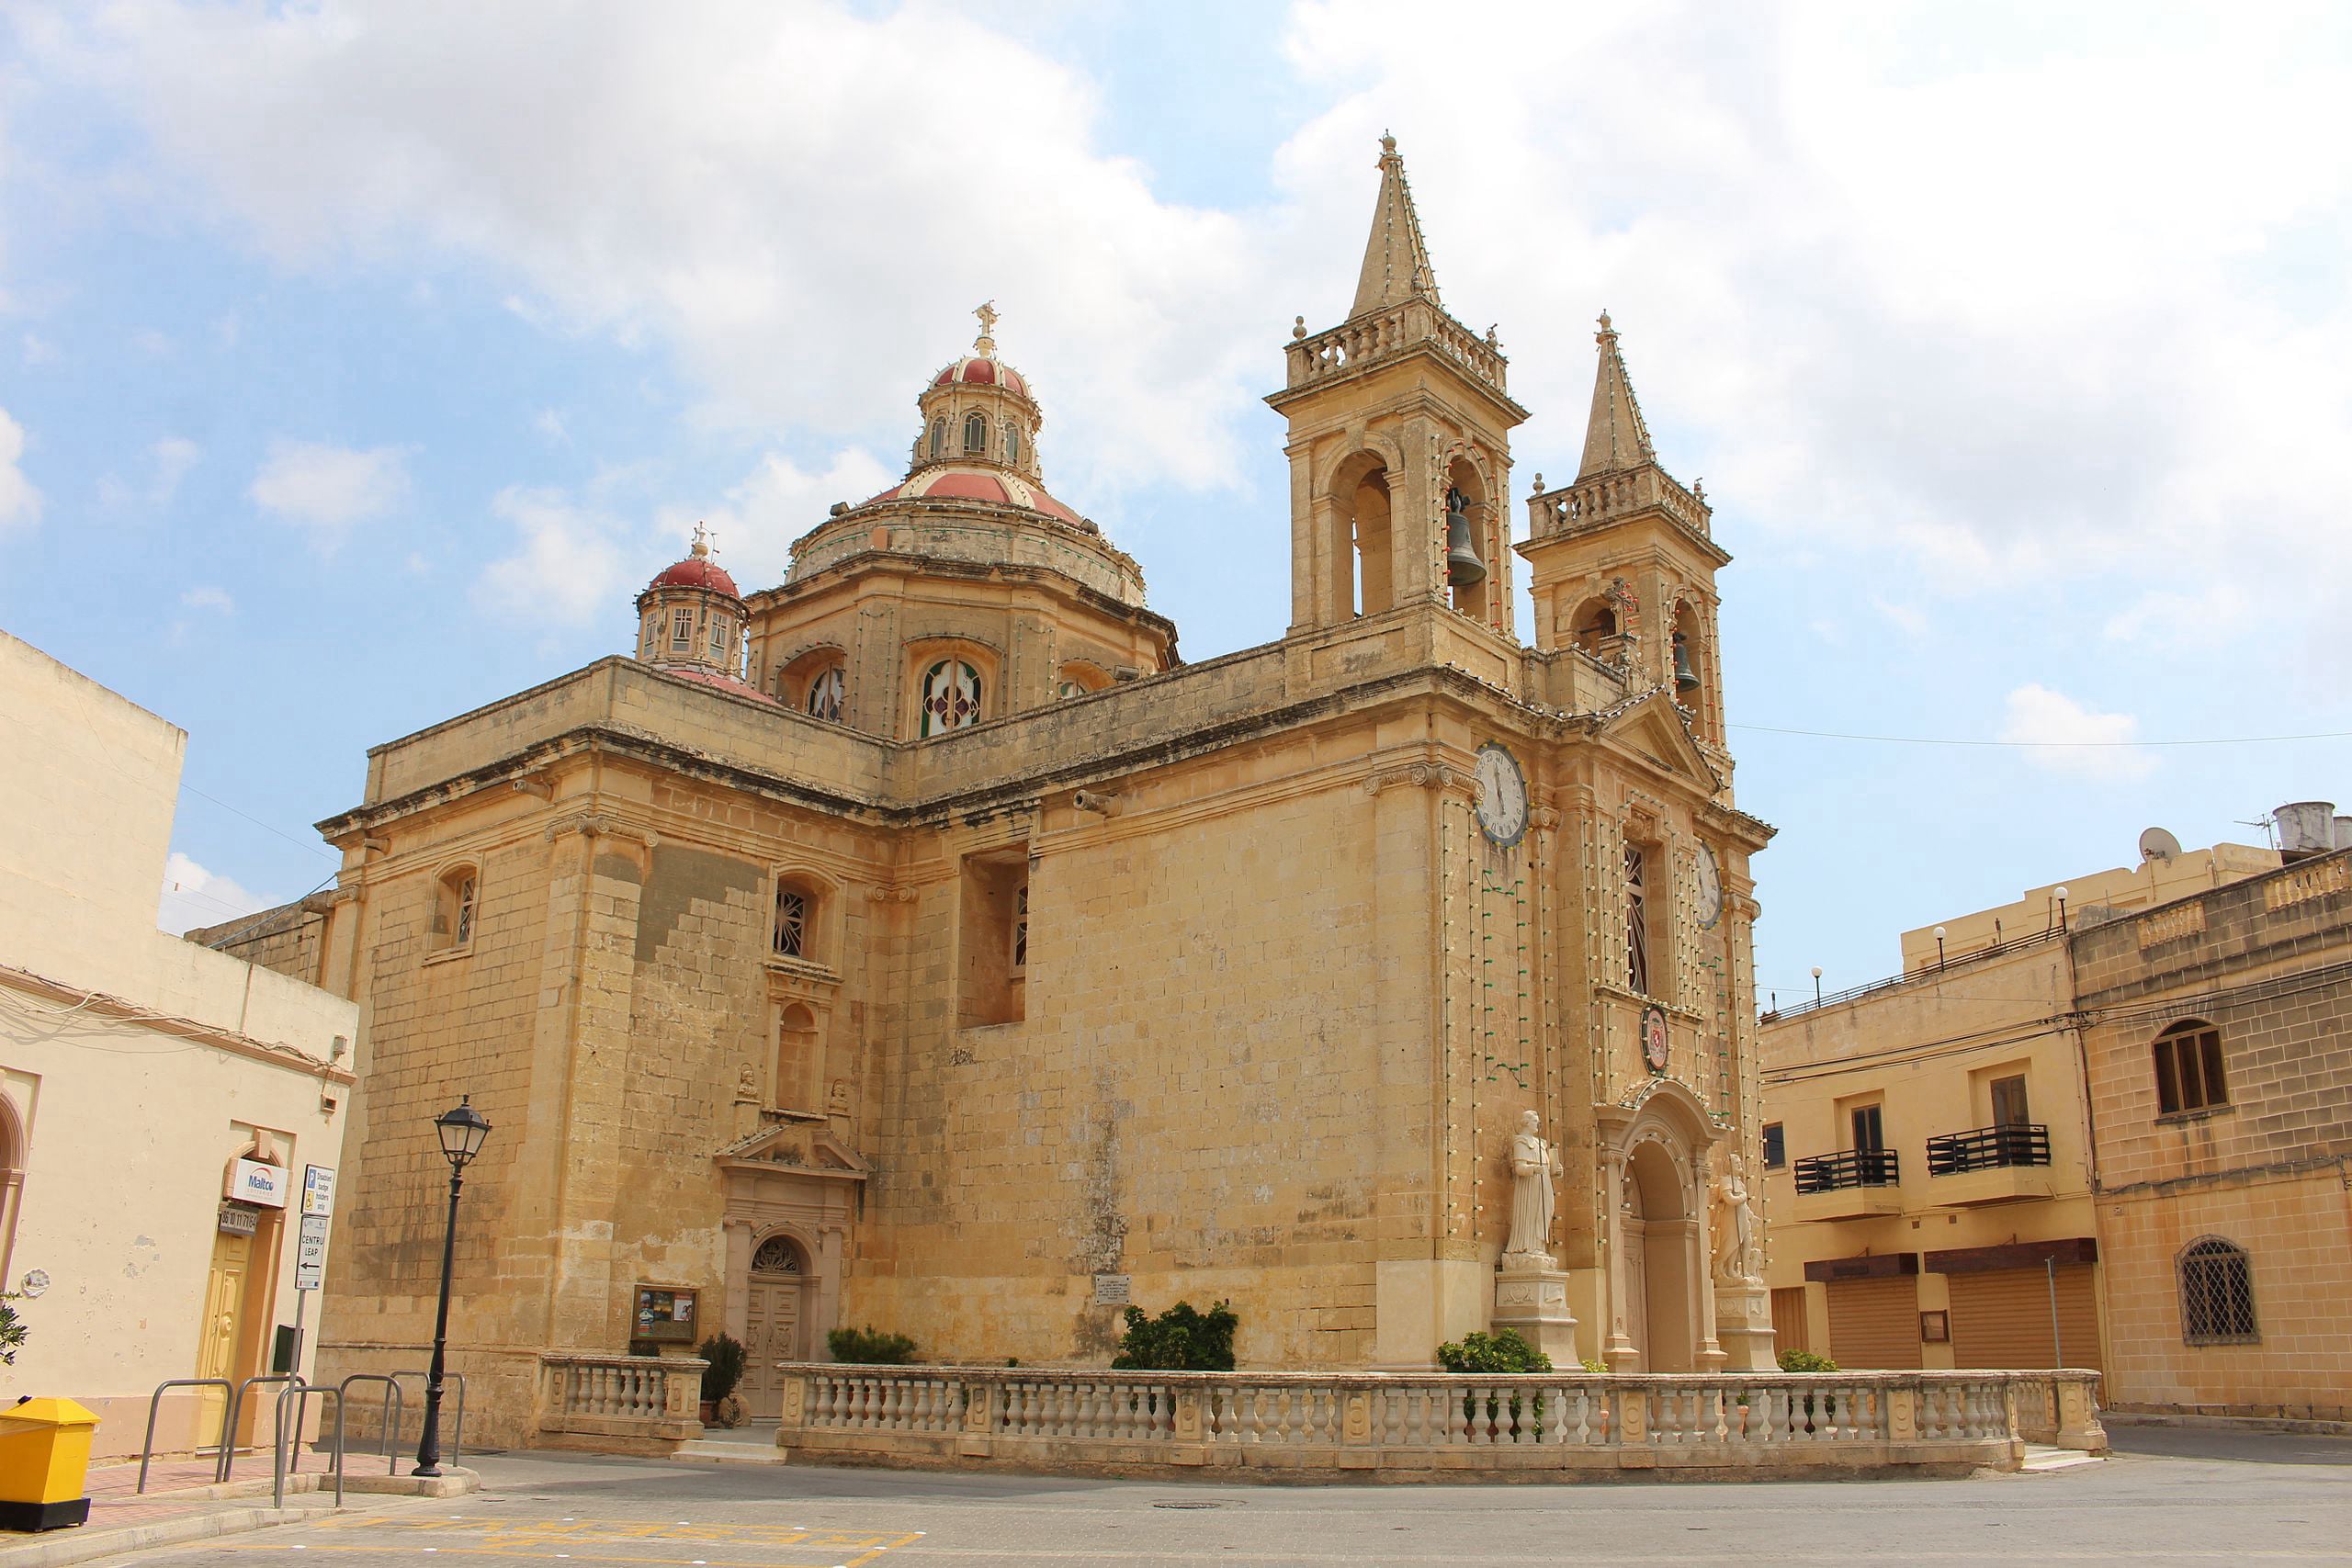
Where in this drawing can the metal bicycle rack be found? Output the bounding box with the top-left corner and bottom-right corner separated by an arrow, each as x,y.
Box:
271,1382 -> 335,1509
389,1370 -> 466,1464
220,1372 -> 301,1483
135,1378 -> 236,1493
331,1376 -> 405,1508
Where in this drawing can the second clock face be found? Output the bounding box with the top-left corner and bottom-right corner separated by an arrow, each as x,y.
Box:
1695,843 -> 1724,930
1474,743 -> 1529,847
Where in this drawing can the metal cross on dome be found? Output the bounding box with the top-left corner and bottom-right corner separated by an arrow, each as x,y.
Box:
974,300 -> 999,355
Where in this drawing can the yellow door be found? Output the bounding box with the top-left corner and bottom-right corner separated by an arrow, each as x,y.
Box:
195,1228 -> 253,1446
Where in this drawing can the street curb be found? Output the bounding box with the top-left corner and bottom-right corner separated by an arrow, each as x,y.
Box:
0,1503 -> 322,1568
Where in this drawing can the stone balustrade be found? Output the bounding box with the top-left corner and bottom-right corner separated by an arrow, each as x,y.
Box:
1527,466 -> 1711,540
537,1353 -> 707,1451
775,1365 -> 2102,1479
1284,302 -> 1510,397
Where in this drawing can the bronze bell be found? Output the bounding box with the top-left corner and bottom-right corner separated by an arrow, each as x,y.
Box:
1444,487 -> 1486,587
1672,630 -> 1702,692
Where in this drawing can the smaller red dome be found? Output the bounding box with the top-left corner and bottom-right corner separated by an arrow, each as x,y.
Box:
932,355 -> 1029,398
644,528 -> 741,599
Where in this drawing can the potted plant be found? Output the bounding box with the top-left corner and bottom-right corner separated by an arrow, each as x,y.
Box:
697,1333 -> 748,1427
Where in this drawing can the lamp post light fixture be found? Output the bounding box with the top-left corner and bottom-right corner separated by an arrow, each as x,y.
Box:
1934,925 -> 1948,971
414,1096 -> 492,1478
1811,965 -> 1824,1007
2053,885 -> 2071,933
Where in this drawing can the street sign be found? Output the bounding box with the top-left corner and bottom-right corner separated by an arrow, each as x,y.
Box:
301,1165 -> 337,1217
296,1213 -> 331,1290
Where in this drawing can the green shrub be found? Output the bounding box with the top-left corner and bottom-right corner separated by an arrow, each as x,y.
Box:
696,1333 -> 747,1402
828,1325 -> 918,1365
1777,1348 -> 1838,1373
1111,1300 -> 1238,1371
1434,1329 -> 1553,1375
1580,1357 -> 1609,1374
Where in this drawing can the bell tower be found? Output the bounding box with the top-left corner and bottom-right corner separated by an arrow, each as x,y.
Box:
1266,137 -> 1528,642
1519,314 -> 1734,759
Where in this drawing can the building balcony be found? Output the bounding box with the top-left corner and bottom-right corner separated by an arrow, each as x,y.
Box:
1927,1123 -> 2055,1206
1791,1149 -> 1903,1221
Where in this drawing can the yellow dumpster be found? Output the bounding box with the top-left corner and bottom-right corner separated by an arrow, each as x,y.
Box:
0,1397 -> 99,1531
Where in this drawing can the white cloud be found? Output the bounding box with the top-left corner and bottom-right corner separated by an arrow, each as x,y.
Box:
475,485 -> 632,628
1998,682 -> 2155,781
180,584 -> 233,614
1871,597 -> 1928,640
157,851 -> 267,937
0,407 -> 41,535
248,439 -> 410,535
102,434 -> 202,510
660,447 -> 896,587
21,334 -> 57,367
534,408 -> 570,445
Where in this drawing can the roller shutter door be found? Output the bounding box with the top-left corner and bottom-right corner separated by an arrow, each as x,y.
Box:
1826,1276 -> 1921,1370
1948,1265 -> 2101,1371
1770,1287 -> 1810,1354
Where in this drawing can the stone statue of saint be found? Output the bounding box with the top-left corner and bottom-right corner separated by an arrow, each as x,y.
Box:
1712,1154 -> 1761,1284
1504,1110 -> 1563,1266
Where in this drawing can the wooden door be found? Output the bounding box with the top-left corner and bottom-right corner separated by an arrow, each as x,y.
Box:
196,1228 -> 252,1442
741,1278 -> 804,1418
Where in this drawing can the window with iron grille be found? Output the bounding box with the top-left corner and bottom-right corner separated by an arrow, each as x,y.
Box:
2178,1236 -> 2257,1344
2154,1020 -> 2229,1114
773,886 -> 808,958
751,1235 -> 803,1274
1623,842 -> 1648,995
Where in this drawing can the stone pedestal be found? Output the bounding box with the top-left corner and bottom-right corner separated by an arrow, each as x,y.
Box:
1713,1280 -> 1777,1371
1492,1259 -> 1579,1366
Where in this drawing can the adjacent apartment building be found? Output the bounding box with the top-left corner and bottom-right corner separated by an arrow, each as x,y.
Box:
1758,834 -> 2280,1376
0,630 -> 356,1457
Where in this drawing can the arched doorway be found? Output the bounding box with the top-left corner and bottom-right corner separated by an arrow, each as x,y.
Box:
741,1233 -> 808,1418
1626,1142 -> 1697,1371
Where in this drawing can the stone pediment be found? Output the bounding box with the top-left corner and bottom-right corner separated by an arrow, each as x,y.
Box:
715,1119 -> 869,1181
1588,688 -> 1719,790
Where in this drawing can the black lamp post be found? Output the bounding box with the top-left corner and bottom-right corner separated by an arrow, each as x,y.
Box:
414,1096 -> 492,1477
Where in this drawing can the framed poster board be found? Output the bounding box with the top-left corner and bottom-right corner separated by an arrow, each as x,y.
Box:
634,1285 -> 699,1345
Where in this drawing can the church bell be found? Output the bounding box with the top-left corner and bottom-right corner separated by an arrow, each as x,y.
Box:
1443,488 -> 1486,587
1672,630 -> 1702,693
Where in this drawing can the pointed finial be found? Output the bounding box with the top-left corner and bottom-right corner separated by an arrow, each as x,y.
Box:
1597,310 -> 1615,340
690,520 -> 712,558
1379,130 -> 1396,156
973,300 -> 999,356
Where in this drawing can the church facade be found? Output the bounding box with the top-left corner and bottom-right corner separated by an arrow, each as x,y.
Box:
208,141 -> 1776,1447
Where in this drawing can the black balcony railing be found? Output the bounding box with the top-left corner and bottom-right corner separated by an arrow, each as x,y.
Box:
1926,1123 -> 2052,1175
1792,1148 -> 1900,1193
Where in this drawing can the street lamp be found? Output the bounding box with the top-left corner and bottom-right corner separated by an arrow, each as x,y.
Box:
1811,965 -> 1824,1007
415,1096 -> 492,1478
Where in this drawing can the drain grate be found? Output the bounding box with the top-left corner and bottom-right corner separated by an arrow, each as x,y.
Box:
1150,1501 -> 1224,1510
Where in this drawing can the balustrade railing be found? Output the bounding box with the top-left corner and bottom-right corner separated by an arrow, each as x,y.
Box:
1927,1123 -> 2052,1174
1794,1148 -> 1902,1193
1284,302 -> 1509,397
1527,467 -> 1711,540
537,1353 -> 705,1443
775,1366 -> 2099,1477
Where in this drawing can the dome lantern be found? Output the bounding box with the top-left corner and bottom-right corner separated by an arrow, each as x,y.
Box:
912,302 -> 1044,483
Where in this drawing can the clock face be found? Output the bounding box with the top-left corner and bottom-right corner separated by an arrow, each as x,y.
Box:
1642,1007 -> 1670,1073
1694,843 -> 1724,931
1473,743 -> 1529,847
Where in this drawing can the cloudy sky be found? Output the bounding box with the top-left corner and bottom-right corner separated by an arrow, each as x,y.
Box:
3,1 -> 2347,996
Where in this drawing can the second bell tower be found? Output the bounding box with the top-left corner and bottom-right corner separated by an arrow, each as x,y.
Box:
1266,137 -> 1529,644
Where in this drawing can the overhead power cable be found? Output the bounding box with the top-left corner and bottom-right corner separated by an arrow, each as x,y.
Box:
1729,722 -> 2352,749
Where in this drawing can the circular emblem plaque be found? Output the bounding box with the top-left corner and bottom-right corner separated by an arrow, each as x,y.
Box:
1641,1006 -> 1670,1074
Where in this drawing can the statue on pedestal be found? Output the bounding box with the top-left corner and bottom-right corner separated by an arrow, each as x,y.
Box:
1504,1110 -> 1563,1267
1711,1154 -> 1761,1285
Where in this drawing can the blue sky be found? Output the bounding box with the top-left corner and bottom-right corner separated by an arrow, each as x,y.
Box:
3,2 -> 2348,1001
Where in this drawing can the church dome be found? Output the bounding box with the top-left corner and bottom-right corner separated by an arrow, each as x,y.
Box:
854,464 -> 1096,534
645,549 -> 741,599
932,355 -> 1030,399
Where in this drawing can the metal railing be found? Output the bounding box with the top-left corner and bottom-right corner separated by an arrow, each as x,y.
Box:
1793,1148 -> 1901,1193
136,1379 -> 236,1491
1761,927 -> 2064,1022
389,1370 -> 465,1465
1927,1123 -> 2052,1175
330,1376 -> 405,1507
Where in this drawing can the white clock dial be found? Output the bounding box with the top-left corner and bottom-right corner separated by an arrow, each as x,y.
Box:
1474,743 -> 1529,847
1695,843 -> 1724,931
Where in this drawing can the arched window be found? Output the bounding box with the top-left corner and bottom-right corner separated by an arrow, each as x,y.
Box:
2178,1237 -> 2256,1343
805,667 -> 845,724
2154,1020 -> 2228,1114
774,1002 -> 820,1111
670,608 -> 694,654
929,418 -> 946,458
920,660 -> 982,737
1623,842 -> 1649,995
1572,600 -> 1618,657
433,865 -> 479,953
773,879 -> 815,959
1004,420 -> 1022,465
751,1235 -> 804,1275
963,412 -> 988,456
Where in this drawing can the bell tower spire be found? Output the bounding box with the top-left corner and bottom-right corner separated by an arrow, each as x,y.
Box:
1268,136 -> 1527,646
1578,311 -> 1656,479
1351,132 -> 1442,318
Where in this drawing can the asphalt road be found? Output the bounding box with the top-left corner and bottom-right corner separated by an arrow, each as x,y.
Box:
127,1427 -> 2350,1568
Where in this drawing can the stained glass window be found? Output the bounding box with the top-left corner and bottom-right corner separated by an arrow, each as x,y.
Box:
806,667 -> 845,723
920,660 -> 982,737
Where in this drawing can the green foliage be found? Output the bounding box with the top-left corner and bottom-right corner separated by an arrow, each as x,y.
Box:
1778,1348 -> 1839,1373
828,1325 -> 918,1365
1111,1300 -> 1238,1371
0,1298 -> 23,1367
1434,1329 -> 1553,1375
696,1333 -> 747,1402
1580,1357 -> 1610,1374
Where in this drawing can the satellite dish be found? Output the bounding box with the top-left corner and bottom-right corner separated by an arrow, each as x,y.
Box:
2139,827 -> 2182,863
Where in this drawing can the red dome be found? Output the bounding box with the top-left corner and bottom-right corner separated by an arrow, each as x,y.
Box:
855,465 -> 1094,532
656,666 -> 775,704
932,356 -> 1029,398
646,552 -> 741,599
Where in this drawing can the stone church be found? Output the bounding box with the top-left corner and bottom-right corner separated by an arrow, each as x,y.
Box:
207,140 -> 1777,1446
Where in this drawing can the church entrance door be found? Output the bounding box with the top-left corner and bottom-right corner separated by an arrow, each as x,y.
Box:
741,1235 -> 807,1418
1629,1141 -> 1697,1372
